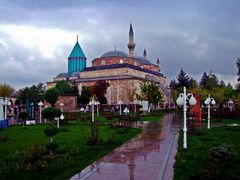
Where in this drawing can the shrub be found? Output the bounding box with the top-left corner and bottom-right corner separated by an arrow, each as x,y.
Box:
42,107 -> 61,122
44,126 -> 59,141
209,143 -> 236,163
86,122 -> 99,146
18,112 -> 28,126
0,136 -> 8,142
45,142 -> 58,154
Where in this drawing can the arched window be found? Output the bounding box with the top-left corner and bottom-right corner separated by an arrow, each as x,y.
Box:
119,59 -> 124,64
102,60 -> 105,65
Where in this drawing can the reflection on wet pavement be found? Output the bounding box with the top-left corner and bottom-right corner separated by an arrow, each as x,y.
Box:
71,113 -> 180,180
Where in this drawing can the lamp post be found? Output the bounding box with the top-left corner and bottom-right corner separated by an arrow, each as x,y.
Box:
96,101 -> 100,116
118,101 -> 123,115
60,102 -> 64,112
38,101 -> 43,124
204,94 -> 216,129
2,98 -> 11,120
176,87 -> 197,149
89,98 -> 96,122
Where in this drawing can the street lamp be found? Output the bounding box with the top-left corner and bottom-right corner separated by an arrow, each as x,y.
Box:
89,98 -> 97,122
204,94 -> 216,129
95,101 -> 100,116
60,102 -> 64,112
176,87 -> 197,149
118,101 -> 123,115
1,98 -> 11,120
38,101 -> 43,124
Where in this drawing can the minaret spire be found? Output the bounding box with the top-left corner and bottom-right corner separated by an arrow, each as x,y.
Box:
127,22 -> 136,57
77,35 -> 78,42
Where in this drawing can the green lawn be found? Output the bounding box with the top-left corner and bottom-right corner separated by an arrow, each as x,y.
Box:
0,122 -> 141,179
174,126 -> 240,179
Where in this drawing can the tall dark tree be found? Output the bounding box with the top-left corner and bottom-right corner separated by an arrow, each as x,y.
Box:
169,79 -> 177,89
188,78 -> 198,89
93,80 -> 110,104
176,68 -> 190,88
205,72 -> 219,89
79,86 -> 92,104
227,83 -> 233,89
236,58 -> 240,82
219,80 -> 226,88
200,72 -> 208,87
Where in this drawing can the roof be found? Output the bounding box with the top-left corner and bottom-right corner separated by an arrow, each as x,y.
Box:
68,41 -> 86,59
133,56 -> 152,65
84,63 -> 165,77
101,50 -> 128,58
56,73 -> 70,78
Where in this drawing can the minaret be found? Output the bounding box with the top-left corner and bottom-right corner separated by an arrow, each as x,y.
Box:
127,23 -> 135,57
143,49 -> 147,59
68,35 -> 87,74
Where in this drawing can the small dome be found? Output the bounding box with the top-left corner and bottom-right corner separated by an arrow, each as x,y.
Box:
133,56 -> 152,65
101,50 -> 128,58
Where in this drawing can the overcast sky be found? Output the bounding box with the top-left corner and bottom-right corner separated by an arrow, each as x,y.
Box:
0,0 -> 239,90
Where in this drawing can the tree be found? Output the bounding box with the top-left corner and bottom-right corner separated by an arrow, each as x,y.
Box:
219,80 -> 226,88
200,72 -> 208,87
236,58 -> 240,82
19,83 -> 45,103
0,83 -> 14,97
92,80 -> 110,104
139,81 -> 163,108
42,107 -> 61,121
188,78 -> 198,89
176,68 -> 190,88
127,87 -> 137,103
169,79 -> 178,89
44,88 -> 59,107
55,80 -> 76,95
79,86 -> 92,104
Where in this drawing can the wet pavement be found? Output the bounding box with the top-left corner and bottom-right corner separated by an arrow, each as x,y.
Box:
71,113 -> 180,180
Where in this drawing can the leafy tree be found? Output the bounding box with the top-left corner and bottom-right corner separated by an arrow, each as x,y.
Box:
139,81 -> 163,108
127,87 -> 137,103
176,68 -> 190,88
79,86 -> 92,104
92,80 -> 110,104
0,83 -> 14,97
55,80 -> 76,95
44,88 -> 59,107
205,72 -> 219,89
19,83 -> 45,103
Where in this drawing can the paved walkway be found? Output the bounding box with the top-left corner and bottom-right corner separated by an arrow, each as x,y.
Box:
71,113 -> 180,180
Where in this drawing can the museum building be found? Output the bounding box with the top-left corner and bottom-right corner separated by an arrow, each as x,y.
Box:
47,24 -> 172,105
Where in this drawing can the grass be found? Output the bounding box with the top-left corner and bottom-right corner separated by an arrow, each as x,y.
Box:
174,126 -> 240,179
0,121 -> 141,179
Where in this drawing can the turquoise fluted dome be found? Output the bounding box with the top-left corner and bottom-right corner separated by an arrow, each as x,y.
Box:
68,40 -> 86,74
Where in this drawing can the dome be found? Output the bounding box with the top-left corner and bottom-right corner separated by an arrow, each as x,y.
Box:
101,50 -> 128,58
133,56 -> 152,65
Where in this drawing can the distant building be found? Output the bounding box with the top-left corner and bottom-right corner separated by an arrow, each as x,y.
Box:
47,23 -> 172,106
